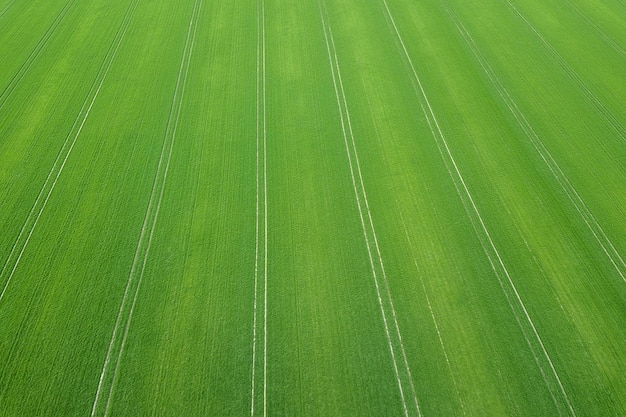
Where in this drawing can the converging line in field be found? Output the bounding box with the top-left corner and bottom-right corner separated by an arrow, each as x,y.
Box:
0,0 -> 139,304
90,0 -> 202,415
319,3 -> 421,416
399,212 -> 466,416
561,0 -> 626,59
0,0 -> 78,110
504,0 -> 626,142
379,0 -> 577,415
439,0 -> 626,285
250,0 -> 267,414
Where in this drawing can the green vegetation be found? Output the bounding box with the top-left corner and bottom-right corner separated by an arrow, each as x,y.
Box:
0,0 -> 624,415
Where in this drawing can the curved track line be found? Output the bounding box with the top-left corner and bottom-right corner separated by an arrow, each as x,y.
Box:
379,0 -> 577,415
90,1 -> 202,415
320,3 -> 421,416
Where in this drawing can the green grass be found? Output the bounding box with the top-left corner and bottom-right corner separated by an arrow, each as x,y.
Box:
0,0 -> 625,415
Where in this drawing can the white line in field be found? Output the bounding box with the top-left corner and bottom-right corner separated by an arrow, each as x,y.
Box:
0,0 -> 139,304
562,0 -> 626,59
0,0 -> 78,110
399,212 -> 466,416
91,0 -> 202,415
442,1 -> 626,286
261,0 -> 268,413
106,4 -> 201,414
322,8 -> 420,415
250,0 -> 267,413
381,1 -> 576,416
436,11 -> 619,410
319,4 -> 421,416
504,0 -> 625,142
87,0 -> 158,414
250,0 -> 260,408
319,7 -> 407,416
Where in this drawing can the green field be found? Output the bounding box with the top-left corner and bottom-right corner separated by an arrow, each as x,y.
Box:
1,0 -> 625,415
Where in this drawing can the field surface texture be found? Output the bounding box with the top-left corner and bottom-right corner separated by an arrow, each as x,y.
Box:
0,0 -> 625,415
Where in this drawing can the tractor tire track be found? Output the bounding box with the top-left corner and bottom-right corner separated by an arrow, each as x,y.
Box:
504,0 -> 626,142
379,0 -> 577,415
320,3 -> 421,416
440,0 -> 626,284
0,0 -> 78,110
0,0 -> 142,304
562,0 -> 626,59
250,0 -> 267,413
90,0 -> 202,415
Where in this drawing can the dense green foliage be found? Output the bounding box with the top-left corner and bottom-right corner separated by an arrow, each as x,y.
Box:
0,0 -> 624,415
